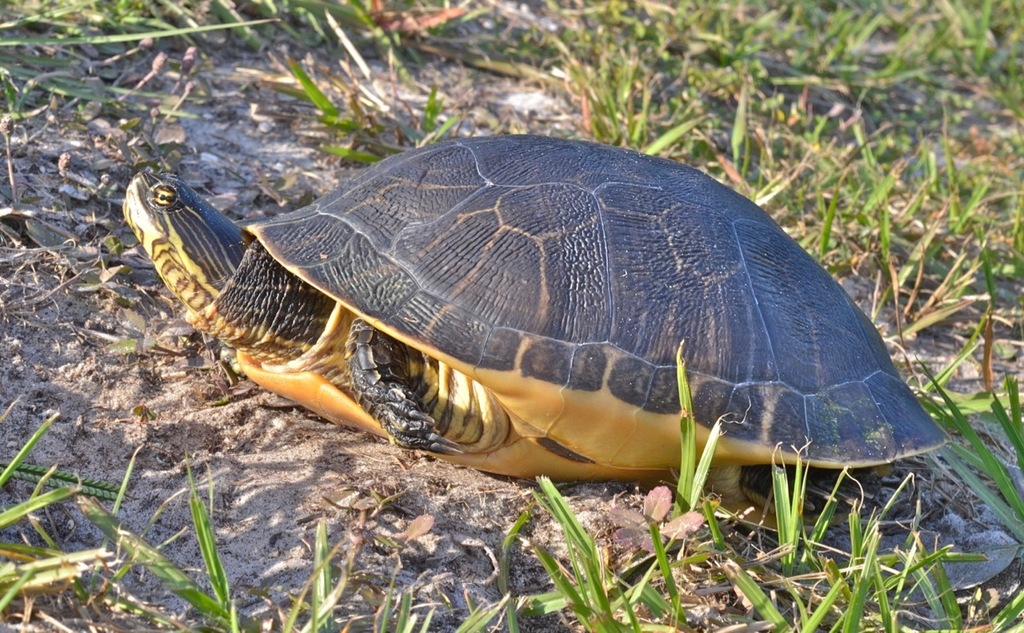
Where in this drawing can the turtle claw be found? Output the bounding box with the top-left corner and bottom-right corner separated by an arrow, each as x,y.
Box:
371,398 -> 462,455
422,434 -> 464,455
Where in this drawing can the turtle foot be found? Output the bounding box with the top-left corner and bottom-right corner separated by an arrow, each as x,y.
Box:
346,317 -> 463,456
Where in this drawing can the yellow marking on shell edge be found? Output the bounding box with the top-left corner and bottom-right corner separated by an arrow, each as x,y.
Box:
473,363 -> 897,472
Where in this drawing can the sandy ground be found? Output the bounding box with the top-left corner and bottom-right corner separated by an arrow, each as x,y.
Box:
1,8 -> 1022,631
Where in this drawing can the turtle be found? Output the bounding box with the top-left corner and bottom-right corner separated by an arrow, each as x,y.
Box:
123,135 -> 946,507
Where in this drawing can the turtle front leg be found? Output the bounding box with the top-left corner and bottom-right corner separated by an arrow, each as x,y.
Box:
345,318 -> 462,455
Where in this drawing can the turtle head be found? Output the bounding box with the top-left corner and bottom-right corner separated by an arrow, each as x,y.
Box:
123,172 -> 246,314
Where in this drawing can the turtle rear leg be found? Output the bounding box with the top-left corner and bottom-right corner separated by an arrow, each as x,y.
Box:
345,318 -> 462,455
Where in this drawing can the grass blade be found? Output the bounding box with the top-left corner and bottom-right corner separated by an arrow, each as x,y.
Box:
0,487 -> 77,531
675,343 -> 697,512
0,413 -> 58,489
721,559 -> 786,628
188,469 -> 231,611
78,497 -> 234,626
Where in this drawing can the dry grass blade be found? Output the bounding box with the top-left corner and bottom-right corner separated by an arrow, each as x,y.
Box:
409,41 -> 559,84
0,19 -> 275,47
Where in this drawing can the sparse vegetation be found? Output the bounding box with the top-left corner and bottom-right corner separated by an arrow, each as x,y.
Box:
1,0 -> 1022,630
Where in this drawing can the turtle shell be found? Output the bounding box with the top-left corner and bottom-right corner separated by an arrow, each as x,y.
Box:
245,135 -> 944,470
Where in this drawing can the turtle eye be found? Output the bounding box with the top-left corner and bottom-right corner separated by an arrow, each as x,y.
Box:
151,184 -> 178,208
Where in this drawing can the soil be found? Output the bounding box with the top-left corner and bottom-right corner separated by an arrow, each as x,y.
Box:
1,7 -> 1021,632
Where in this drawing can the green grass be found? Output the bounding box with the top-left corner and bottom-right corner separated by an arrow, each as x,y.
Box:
1,0 -> 1022,630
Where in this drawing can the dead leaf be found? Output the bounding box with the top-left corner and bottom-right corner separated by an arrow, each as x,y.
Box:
395,514 -> 434,543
